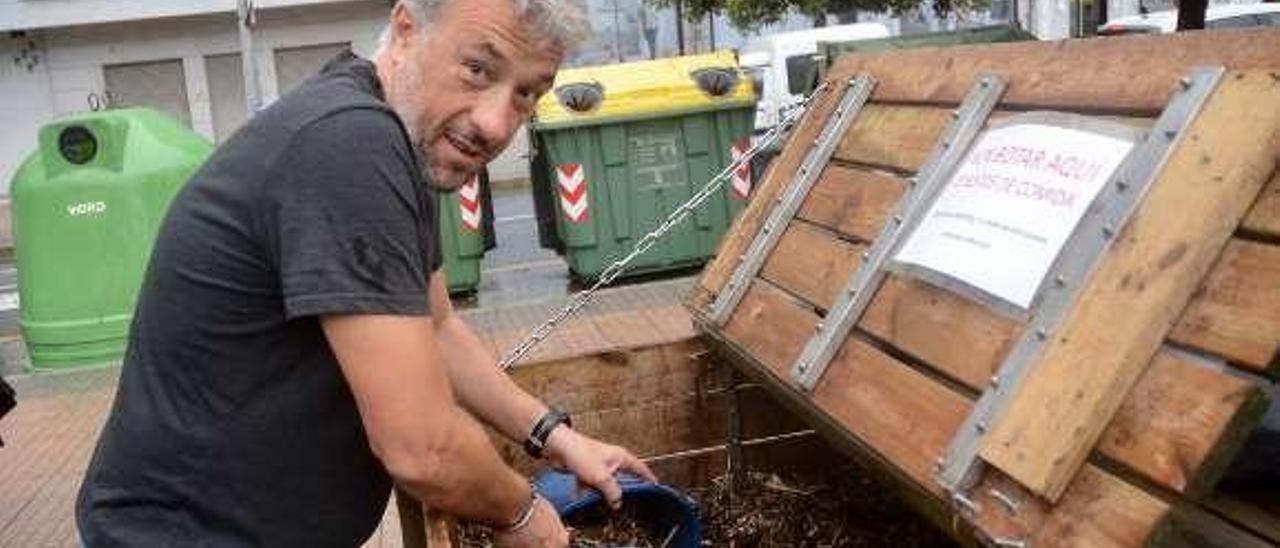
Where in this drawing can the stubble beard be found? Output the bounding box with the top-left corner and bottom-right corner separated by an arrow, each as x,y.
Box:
386,58 -> 449,191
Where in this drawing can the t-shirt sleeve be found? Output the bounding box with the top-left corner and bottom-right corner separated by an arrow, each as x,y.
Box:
265,107 -> 430,320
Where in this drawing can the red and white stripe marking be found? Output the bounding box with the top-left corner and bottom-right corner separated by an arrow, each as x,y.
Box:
729,139 -> 752,200
556,163 -> 589,223
458,175 -> 482,231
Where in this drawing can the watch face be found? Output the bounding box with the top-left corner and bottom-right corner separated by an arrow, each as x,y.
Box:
58,126 -> 98,165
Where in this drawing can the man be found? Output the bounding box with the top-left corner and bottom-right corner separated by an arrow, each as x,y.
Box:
76,0 -> 654,546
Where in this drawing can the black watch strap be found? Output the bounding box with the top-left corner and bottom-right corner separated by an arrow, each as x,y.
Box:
523,407 -> 572,459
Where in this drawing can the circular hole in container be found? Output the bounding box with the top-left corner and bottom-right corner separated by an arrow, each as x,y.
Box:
58,126 -> 98,165
555,82 -> 605,113
690,67 -> 740,97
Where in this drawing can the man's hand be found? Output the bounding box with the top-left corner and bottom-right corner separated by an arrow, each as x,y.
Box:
491,496 -> 569,548
543,427 -> 658,510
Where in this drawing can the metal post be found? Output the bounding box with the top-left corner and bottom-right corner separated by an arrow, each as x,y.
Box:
708,12 -> 717,51
725,370 -> 744,534
237,0 -> 263,117
727,370 -> 744,490
675,0 -> 686,55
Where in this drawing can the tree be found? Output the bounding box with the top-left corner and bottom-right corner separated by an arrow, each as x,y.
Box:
645,0 -> 988,30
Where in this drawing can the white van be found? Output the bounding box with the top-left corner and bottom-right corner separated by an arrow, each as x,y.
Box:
740,23 -> 892,132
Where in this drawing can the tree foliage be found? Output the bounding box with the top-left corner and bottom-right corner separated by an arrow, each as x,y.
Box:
646,0 -> 988,30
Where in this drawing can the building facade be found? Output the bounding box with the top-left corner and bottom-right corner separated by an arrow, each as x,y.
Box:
0,0 -> 543,192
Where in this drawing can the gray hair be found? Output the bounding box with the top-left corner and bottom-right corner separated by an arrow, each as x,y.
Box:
376,0 -> 591,54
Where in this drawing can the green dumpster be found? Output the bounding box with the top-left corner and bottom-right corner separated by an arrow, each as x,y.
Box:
435,170 -> 488,295
531,51 -> 757,281
10,108 -> 212,370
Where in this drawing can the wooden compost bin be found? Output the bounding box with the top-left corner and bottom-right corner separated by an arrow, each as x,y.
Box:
394,285 -> 823,547
688,28 -> 1280,548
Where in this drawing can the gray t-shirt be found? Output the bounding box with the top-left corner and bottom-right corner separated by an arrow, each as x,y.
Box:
76,52 -> 442,547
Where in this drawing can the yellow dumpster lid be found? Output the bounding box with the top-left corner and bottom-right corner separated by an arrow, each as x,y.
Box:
534,51 -> 756,128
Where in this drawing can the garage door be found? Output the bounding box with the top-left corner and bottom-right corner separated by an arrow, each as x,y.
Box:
206,53 -> 247,143
103,59 -> 191,127
274,42 -> 349,97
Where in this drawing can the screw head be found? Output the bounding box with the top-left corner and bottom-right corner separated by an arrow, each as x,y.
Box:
1102,224 -> 1116,238
1178,76 -> 1193,89
1035,329 -> 1048,340
990,375 -> 1001,388
1164,129 -> 1178,140
976,421 -> 989,433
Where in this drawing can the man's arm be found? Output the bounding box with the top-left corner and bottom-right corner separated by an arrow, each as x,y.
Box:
321,313 -> 529,525
425,273 -> 657,507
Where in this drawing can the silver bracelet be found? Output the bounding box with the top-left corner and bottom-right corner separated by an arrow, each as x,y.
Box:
500,487 -> 542,534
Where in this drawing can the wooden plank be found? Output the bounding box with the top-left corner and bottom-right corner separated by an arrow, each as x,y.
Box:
759,221 -> 866,311
1168,239 -> 1280,377
861,274 -> 1022,389
506,339 -> 723,416
1241,172 -> 1280,239
709,281 -> 1171,546
812,334 -> 969,494
833,104 -> 951,172
797,164 -> 908,242
967,466 -> 1173,548
753,214 -> 1269,498
830,28 -> 1280,112
980,70 -> 1280,501
1097,350 -> 1269,498
694,80 -> 848,306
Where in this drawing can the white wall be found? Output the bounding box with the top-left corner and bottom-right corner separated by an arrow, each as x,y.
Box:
0,0 -> 362,33
0,33 -> 55,192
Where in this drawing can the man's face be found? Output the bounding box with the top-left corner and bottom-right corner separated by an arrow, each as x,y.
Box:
383,0 -> 563,190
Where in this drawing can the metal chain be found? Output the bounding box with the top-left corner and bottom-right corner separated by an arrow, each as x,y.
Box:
498,81 -> 835,370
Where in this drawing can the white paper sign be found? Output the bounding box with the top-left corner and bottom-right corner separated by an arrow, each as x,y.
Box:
894,123 -> 1135,309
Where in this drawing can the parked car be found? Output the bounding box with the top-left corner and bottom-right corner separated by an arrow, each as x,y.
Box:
1098,3 -> 1280,35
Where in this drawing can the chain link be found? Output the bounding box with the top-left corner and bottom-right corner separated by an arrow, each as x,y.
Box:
498,81 -> 835,370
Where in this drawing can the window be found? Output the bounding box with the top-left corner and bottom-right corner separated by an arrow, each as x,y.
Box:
273,43 -> 350,97
103,59 -> 191,127
744,67 -> 766,97
784,54 -> 818,96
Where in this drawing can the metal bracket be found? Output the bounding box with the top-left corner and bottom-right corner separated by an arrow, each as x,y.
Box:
936,66 -> 1226,495
791,74 -> 1008,390
707,75 -> 878,326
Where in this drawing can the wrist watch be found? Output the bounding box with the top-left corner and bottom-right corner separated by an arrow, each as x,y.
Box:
523,407 -> 572,459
